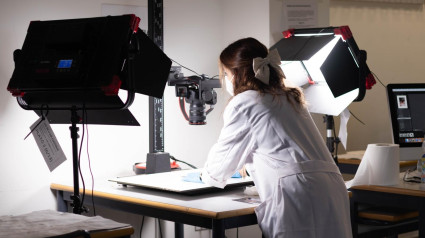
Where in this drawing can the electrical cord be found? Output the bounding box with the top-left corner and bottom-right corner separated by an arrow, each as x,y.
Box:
76,106 -> 96,215
170,155 -> 197,169
371,71 -> 386,88
205,105 -> 215,115
403,169 -> 421,183
78,107 -> 86,213
171,58 -> 202,77
170,58 -> 220,81
348,71 -> 386,126
178,97 -> 190,121
84,110 -> 96,216
349,110 -> 366,126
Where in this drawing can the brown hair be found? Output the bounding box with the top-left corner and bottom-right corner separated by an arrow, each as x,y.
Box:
219,37 -> 304,106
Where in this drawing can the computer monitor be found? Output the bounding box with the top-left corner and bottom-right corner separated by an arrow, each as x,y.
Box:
387,83 -> 425,161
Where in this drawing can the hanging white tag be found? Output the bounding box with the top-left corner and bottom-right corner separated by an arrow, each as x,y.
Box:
338,108 -> 350,150
30,117 -> 67,172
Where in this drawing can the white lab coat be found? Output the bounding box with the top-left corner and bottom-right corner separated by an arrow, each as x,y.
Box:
201,90 -> 352,238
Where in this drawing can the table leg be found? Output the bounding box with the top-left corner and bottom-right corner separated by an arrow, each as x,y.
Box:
212,220 -> 225,238
419,198 -> 425,238
175,223 -> 184,238
350,197 -> 358,238
56,190 -> 68,212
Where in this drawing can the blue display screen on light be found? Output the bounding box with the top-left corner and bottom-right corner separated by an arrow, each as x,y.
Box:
57,59 -> 73,69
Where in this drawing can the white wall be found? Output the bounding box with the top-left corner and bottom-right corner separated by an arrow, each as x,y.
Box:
163,0 -> 224,173
329,1 -> 425,151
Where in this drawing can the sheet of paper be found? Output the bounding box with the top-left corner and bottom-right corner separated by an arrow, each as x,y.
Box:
283,0 -> 318,30
30,117 -> 67,172
233,197 -> 261,205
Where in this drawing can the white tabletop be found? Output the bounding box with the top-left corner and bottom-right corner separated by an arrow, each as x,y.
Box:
350,174 -> 425,198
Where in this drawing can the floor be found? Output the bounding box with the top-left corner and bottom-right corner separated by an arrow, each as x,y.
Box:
399,231 -> 418,238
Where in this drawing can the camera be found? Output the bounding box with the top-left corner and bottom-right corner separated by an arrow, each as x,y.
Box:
168,66 -> 221,125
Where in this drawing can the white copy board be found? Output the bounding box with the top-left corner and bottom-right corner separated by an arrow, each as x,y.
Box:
109,169 -> 254,195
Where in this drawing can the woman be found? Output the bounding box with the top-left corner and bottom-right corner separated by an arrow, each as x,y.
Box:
200,38 -> 352,238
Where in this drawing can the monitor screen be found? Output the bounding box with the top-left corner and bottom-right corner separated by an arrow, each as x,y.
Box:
387,84 -> 425,160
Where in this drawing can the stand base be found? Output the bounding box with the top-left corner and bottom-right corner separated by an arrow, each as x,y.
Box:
146,152 -> 171,174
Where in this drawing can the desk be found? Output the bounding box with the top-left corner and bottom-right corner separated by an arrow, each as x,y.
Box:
51,180 -> 258,238
350,179 -> 425,237
338,157 -> 416,175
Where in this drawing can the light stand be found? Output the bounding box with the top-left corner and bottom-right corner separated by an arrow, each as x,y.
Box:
324,115 -> 340,165
7,14 -> 172,214
69,107 -> 85,214
15,49 -> 138,214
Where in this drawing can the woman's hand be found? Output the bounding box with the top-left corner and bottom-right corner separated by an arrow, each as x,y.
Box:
182,172 -> 204,183
239,165 -> 249,178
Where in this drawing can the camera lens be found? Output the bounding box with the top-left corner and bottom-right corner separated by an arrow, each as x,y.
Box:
189,101 -> 206,125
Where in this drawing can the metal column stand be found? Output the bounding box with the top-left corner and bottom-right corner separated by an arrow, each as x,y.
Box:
148,0 -> 166,155
147,0 -> 183,237
146,0 -> 170,174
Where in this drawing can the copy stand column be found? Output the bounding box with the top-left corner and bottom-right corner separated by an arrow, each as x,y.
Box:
146,0 -> 171,174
